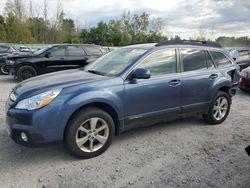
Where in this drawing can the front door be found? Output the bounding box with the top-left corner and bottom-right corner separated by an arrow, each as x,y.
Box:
42,46 -> 67,74
124,48 -> 182,128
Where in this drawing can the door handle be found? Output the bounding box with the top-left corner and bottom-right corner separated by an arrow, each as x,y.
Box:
169,79 -> 181,86
209,74 -> 218,80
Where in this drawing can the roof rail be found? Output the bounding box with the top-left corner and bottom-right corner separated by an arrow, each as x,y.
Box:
156,40 -> 222,48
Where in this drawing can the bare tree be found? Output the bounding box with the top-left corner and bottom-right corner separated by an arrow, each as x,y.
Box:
29,0 -> 33,18
42,0 -> 48,43
197,25 -> 206,41
209,26 -> 215,41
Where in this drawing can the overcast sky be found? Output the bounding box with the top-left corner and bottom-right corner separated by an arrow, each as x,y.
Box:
0,0 -> 249,39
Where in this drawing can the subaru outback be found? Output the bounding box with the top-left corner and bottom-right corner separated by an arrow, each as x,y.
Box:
6,41 -> 240,158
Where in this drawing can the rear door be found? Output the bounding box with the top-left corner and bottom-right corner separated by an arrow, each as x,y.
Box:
64,46 -> 88,69
180,48 -> 218,113
209,50 -> 239,85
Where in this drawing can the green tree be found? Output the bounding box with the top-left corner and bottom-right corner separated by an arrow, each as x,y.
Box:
0,15 -> 6,42
61,18 -> 76,43
27,17 -> 48,43
4,0 -> 35,43
79,29 -> 90,43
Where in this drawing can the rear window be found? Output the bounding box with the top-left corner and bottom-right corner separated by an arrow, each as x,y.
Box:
209,51 -> 232,68
84,47 -> 103,56
66,46 -> 85,56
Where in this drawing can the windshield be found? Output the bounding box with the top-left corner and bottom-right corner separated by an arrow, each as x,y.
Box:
33,46 -> 50,55
0,46 -> 10,53
84,48 -> 147,76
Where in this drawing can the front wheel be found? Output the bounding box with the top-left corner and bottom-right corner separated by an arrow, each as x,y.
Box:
16,65 -> 37,82
0,63 -> 9,75
65,107 -> 115,159
203,91 -> 231,125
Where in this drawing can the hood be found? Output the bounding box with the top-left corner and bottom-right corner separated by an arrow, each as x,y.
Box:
13,69 -> 108,99
7,53 -> 35,60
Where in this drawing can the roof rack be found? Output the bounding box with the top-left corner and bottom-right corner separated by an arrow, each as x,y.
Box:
156,40 -> 222,48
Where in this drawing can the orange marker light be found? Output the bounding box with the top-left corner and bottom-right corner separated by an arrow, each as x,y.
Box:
39,98 -> 54,108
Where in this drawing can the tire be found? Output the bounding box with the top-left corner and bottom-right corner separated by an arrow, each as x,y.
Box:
203,91 -> 231,125
16,65 -> 37,82
65,107 -> 115,159
0,63 -> 9,75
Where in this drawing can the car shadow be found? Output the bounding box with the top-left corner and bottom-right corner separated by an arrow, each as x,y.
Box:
237,89 -> 250,96
115,116 -> 207,142
0,116 -> 206,165
0,75 -> 16,84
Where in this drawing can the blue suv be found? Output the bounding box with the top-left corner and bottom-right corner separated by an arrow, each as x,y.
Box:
6,41 -> 240,158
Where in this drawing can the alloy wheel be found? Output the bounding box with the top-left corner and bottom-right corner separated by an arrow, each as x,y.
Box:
75,117 -> 109,152
0,64 -> 9,75
212,96 -> 228,121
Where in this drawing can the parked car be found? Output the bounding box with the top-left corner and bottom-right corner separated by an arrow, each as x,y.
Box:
6,44 -> 106,81
246,144 -> 250,156
6,41 -> 240,158
240,66 -> 250,91
227,48 -> 250,70
0,44 -> 17,75
15,45 -> 33,54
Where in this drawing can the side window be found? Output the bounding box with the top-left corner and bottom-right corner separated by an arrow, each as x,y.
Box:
239,50 -> 250,61
66,46 -> 85,57
0,46 -> 9,53
181,49 -> 207,72
138,49 -> 177,76
49,47 -> 65,57
209,51 -> 232,68
206,51 -> 215,68
84,47 -> 103,56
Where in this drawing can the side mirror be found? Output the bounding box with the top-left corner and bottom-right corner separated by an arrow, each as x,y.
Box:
130,68 -> 151,80
44,52 -> 51,58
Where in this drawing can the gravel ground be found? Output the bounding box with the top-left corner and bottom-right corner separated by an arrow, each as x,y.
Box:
0,75 -> 249,188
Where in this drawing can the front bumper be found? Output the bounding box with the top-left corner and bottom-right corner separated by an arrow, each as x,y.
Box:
5,100 -> 67,147
6,65 -> 16,75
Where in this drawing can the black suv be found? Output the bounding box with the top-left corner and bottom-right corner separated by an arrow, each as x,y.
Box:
6,44 -> 106,81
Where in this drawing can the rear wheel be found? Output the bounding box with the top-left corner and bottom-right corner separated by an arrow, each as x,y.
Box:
16,65 -> 37,81
65,107 -> 115,159
203,91 -> 231,125
0,63 -> 9,75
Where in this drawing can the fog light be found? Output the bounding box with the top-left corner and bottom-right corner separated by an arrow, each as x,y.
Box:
20,132 -> 28,142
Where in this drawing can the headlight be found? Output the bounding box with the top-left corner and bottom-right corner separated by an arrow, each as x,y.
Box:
15,89 -> 62,110
10,91 -> 17,101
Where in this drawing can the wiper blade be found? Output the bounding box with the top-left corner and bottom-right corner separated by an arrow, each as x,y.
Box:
86,69 -> 106,76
